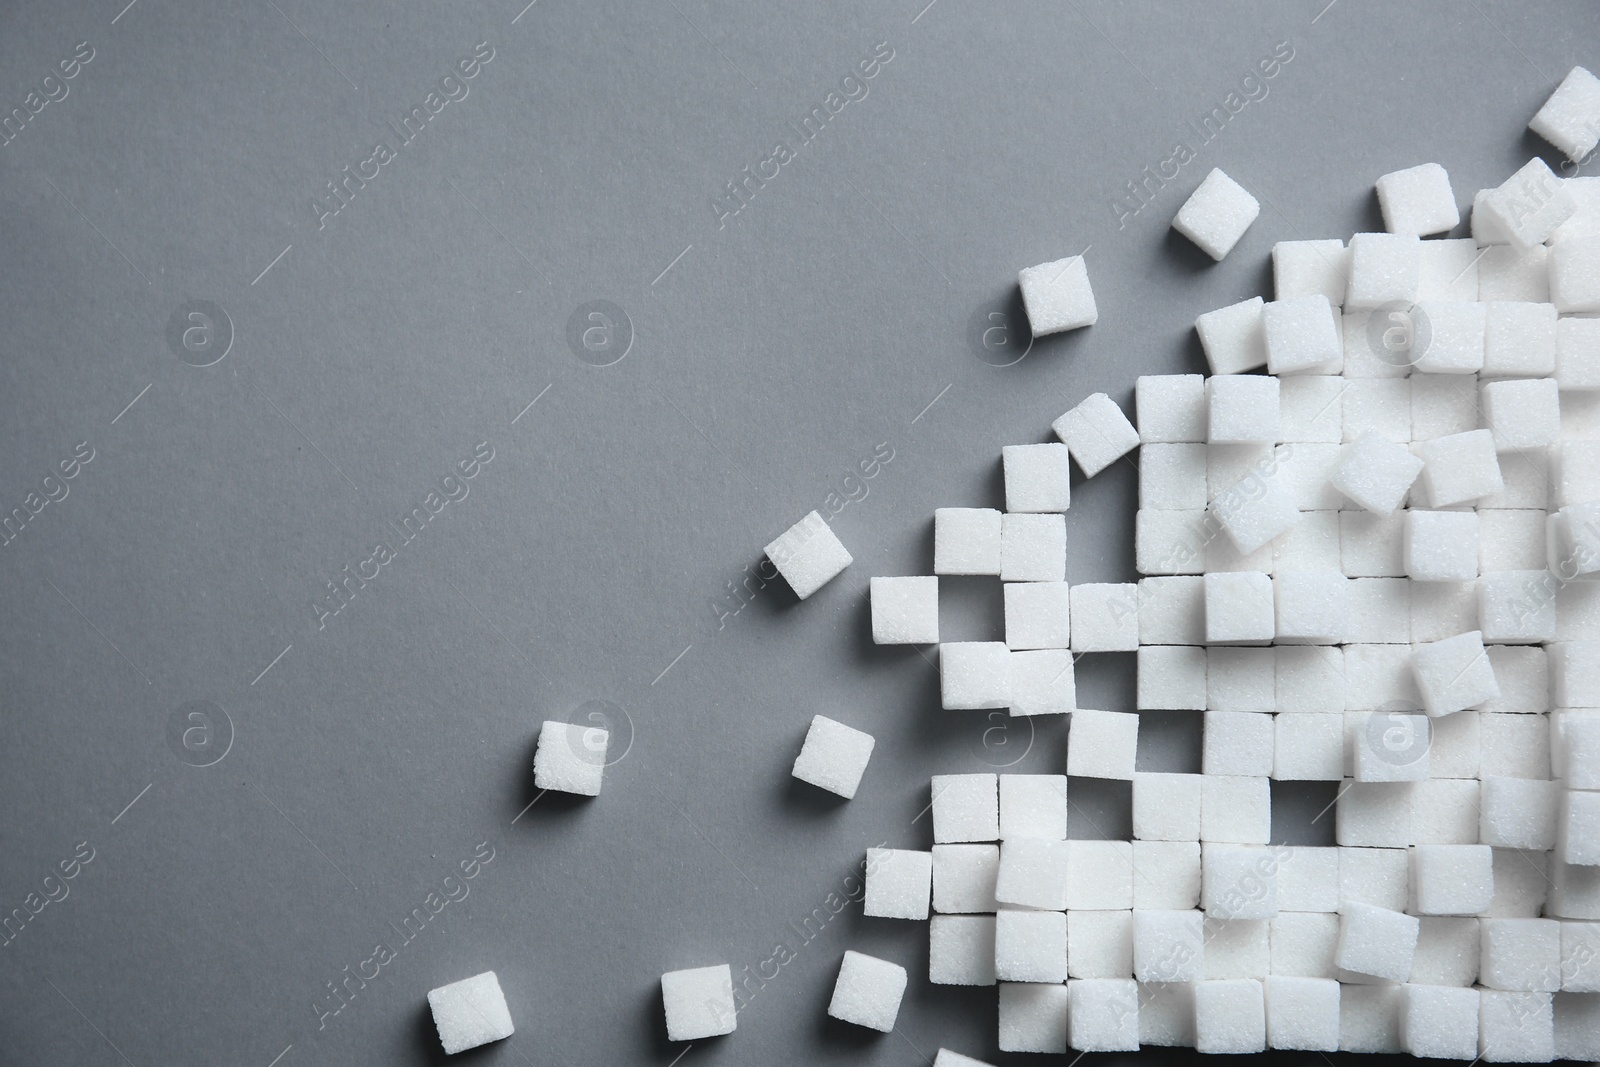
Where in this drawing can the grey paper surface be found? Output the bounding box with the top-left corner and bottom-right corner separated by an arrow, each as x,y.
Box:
0,1 -> 1593,1064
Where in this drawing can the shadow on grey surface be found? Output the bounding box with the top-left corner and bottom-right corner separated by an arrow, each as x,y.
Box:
1065,776 -> 1133,840
1271,778 -> 1340,847
1162,225 -> 1220,275
509,736 -> 599,823
938,575 -> 1006,644
782,771 -> 852,817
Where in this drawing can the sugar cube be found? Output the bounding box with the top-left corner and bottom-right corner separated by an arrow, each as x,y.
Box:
934,507 -> 1001,575
1555,991 -> 1600,1059
1482,918 -> 1563,991
1274,239 -> 1348,304
1330,431 -> 1423,514
1343,378 -> 1414,441
1481,777 -> 1560,851
1562,922 -> 1600,991
1560,790 -> 1600,866
1276,645 -> 1347,714
1137,645 -> 1207,711
1067,909 -> 1134,978
1431,708 -> 1483,778
865,848 -> 932,920
1263,295 -> 1342,375
1204,917 -> 1271,978
1530,65 -> 1600,160
1135,373 -> 1207,442
1133,772 -> 1203,841
1271,847 -> 1339,912
1067,709 -> 1141,782
1274,570 -> 1349,643
1270,912 -> 1340,978
1550,860 -> 1600,920
1412,630 -> 1499,717
1551,235 -> 1600,314
1352,709 -> 1432,782
1139,442 -> 1208,510
1135,509 -> 1208,575
1479,990 -> 1555,1062
1343,643 -> 1422,709
1480,713 -> 1552,778
1413,778 -> 1483,843
1552,501 -> 1600,579
791,716 -> 875,799
1069,583 -> 1139,652
1002,581 -> 1069,651
1412,373 -> 1482,445
1418,429 -> 1504,506
1263,974 -> 1340,1051
1067,978 -> 1141,1051
1347,232 -> 1422,309
1340,846 -> 1411,911
1002,443 -> 1071,514
1553,440 -> 1600,506
998,982 -> 1068,1053
1019,255 -> 1097,335
1208,647 -> 1277,712
1000,512 -> 1065,582
932,844 -> 1000,912
1203,712 -> 1274,777
1196,297 -> 1268,375
1551,640 -> 1600,708
994,838 -> 1069,910
870,575 -> 938,645
1479,508 -> 1548,572
1208,441 -> 1275,501
1052,392 -> 1138,478
1065,840 -> 1135,909
1342,309 -> 1411,378
1412,916 -> 1482,987
1401,984 -> 1480,1059
940,643 -> 1011,710
1406,510 -> 1480,582
1377,162 -> 1458,236
533,720 -> 608,796
1411,301 -> 1486,374
1347,576 -> 1412,643
1338,901 -> 1420,981
1207,374 -> 1280,443
929,915 -> 996,984
1194,978 -> 1266,1054
1272,506 -> 1343,569
1201,776 -> 1271,844
428,971 -> 515,1054
1138,576 -> 1205,644
1173,167 -> 1259,260
932,1051 -> 995,1067
1139,981 -> 1198,1047
1484,300 -> 1558,377
1131,840 -> 1202,910
1204,571 -> 1274,643
1410,844 -> 1495,916
999,774 -> 1066,839
1340,510 -> 1407,576
1203,843 -> 1280,919
1279,375 -> 1346,443
1133,909 -> 1204,982
1479,570 -> 1559,644
1009,648 -> 1077,716
995,908 -> 1067,983
1490,848 -> 1551,918
1411,581 -> 1481,643
1557,712 -> 1600,788
661,965 -> 736,1041
1341,984 -> 1403,1053
1482,377 -> 1561,452
1418,237 -> 1483,301
931,774 -> 998,843
1480,244 -> 1551,300
1274,714 -> 1344,780
1479,157 -> 1576,251
1557,316 -> 1600,390
765,511 -> 852,600
1337,781 -> 1416,847
827,951 -> 907,1032
1483,449 -> 1551,509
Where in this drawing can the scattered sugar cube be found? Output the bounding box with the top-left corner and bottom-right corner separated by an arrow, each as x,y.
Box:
1275,239 -> 1348,305
1551,234 -> 1600,313
1482,917 -> 1563,991
765,510 -> 852,599
533,720 -> 608,796
1135,508 -> 1208,575
1196,297 -> 1268,375
998,774 -> 1066,839
1068,583 -> 1139,652
931,774 -> 998,843
1133,772 -> 1203,841
994,838 -> 1069,910
1560,790 -> 1600,866
1067,909 -> 1134,978
1276,645 -> 1346,714
1479,990 -> 1555,1062
870,575 -> 939,644
1347,232 -> 1422,309
932,844 -> 1000,912
1066,840 -> 1135,909
1274,570 -> 1349,644
1207,647 -> 1276,712
1337,901 -> 1420,981
661,965 -> 736,1041
1270,912 -> 1340,978
1482,377 -> 1561,452
1330,431 -> 1423,514
428,971 -> 515,1054
1479,157 -> 1576,251
1529,65 -> 1600,161
940,642 -> 1011,710
1274,714 -> 1344,780
1135,373 -> 1206,442
1418,237 -> 1483,300
1194,979 -> 1266,1054
934,507 -> 1002,575
1203,712 -> 1274,777
1412,916 -> 1482,986
1067,708 -> 1139,780
1340,846 -> 1411,911
791,715 -> 875,798
827,950 -> 906,1032
1479,244 -> 1551,301
1343,378 -> 1413,441
1337,781 -> 1416,847
864,848 -> 932,920
1413,778 -> 1483,842
1377,162 -> 1459,236
1201,776 -> 1271,844
1412,301 -> 1486,373
995,908 -> 1067,983
1340,984 -> 1403,1053
1557,316 -> 1600,389
998,982 -> 1068,1053
1204,917 -> 1271,979
1479,570 -> 1559,644
1207,374 -> 1280,443
929,915 -> 996,984
1002,443 -> 1071,513
1480,777 -> 1560,851
1052,392 -> 1138,478
1418,429 -> 1504,505
1412,844 -> 1495,916
1138,576 -> 1205,644
1413,630 -> 1500,717
1264,295 -> 1341,375
1484,300 -> 1557,376
1068,978 -> 1141,1052
1401,984 -> 1480,1059
1000,512 -> 1065,582
1203,843 -> 1279,919
1009,648 -> 1076,715
1131,840 -> 1202,909
1137,645 -> 1207,710
1133,909 -> 1204,982
1264,975 -> 1340,1051
1173,167 -> 1259,260
1139,443 -> 1208,510
1018,255 -> 1097,336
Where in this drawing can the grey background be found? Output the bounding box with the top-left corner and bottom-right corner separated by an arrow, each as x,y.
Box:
0,1 -> 1593,1064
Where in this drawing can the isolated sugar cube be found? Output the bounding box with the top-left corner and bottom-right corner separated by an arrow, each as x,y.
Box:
1412,844 -> 1495,916
1376,162 -> 1460,236
1207,374 -> 1280,443
1337,902 -> 1420,982
863,848 -> 932,920
1346,232 -> 1422,309
1131,840 -> 1202,910
998,982 -> 1068,1053
1484,300 -> 1557,376
1008,649 -> 1076,716
1207,647 -> 1275,712
1274,570 -> 1348,644
999,512 -> 1065,582
1482,377 -> 1561,452
1194,979 -> 1267,1054
661,964 -> 736,1041
998,773 -> 1066,839
427,971 -> 514,1054
1133,772 -> 1203,841
533,720 -> 608,796
1069,583 -> 1139,652
1479,990 -> 1555,1062
1530,65 -> 1600,161
1066,708 -> 1138,780
1132,909 -> 1204,983
995,908 -> 1067,983
827,950 -> 906,1032
934,507 -> 1001,575
1200,776 -> 1270,844
791,715 -> 874,798
931,844 -> 999,913
1067,909 -> 1134,978
940,642 -> 1011,709
1479,157 -> 1576,251
1172,167 -> 1259,260
1052,392 -> 1139,477
929,915 -> 996,985
931,774 -> 998,843
1019,255 -> 1097,336
1138,645 -> 1207,710
1481,917 -> 1562,991
1196,297 -> 1268,374
1001,443 -> 1071,512
994,838 -> 1069,910
1330,431 -> 1423,515
1135,373 -> 1206,442
1065,840 -> 1135,909
1274,239 -> 1348,305
1139,443 -> 1208,510
870,576 -> 938,644
1480,778 -> 1560,850
764,510 -> 852,599
1401,984 -> 1480,1059
1412,630 -> 1499,717
1203,712 -> 1274,777
1418,429 -> 1504,506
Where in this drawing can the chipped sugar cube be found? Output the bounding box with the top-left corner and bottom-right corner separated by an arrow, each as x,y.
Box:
1347,232 -> 1422,309
1264,295 -> 1342,375
1274,239 -> 1348,305
1377,162 -> 1459,236
1003,581 -> 1070,650
1411,844 -> 1495,916
1483,300 -> 1558,377
865,848 -> 933,920
1418,428 -> 1504,506
1009,649 -> 1076,716
934,507 -> 1002,575
1067,909 -> 1134,979
1207,374 -> 1281,443
1019,255 -> 1097,335
932,844 -> 1000,913
1000,513 -> 1065,582
1337,781 -> 1416,847
1134,909 -> 1204,983
1270,912 -> 1340,978
1479,157 -> 1577,251
1479,990 -> 1555,1062
827,951 -> 906,1032
1002,443 -> 1072,513
940,642 -> 1011,710
1066,840 -> 1135,909
1131,840 -> 1202,910
1274,714 -> 1344,780
1138,576 -> 1205,644
1337,901 -> 1420,982
1196,297 -> 1268,375
428,971 -> 515,1054
929,915 -> 996,985
1203,843 -> 1279,919
661,965 -> 736,1041
995,908 -> 1068,983
1052,392 -> 1138,478
1330,431 -> 1423,514
1480,777 -> 1560,851
1136,373 -> 1208,443
1481,377 -> 1561,452
1530,64 -> 1600,162
994,838 -> 1070,911
1069,583 -> 1140,652
1412,301 -> 1486,374
1203,712 -> 1274,777
1173,167 -> 1259,260
1481,917 -> 1562,991
765,510 -> 852,600
1412,916 -> 1482,987
1264,974 -> 1340,1051
1201,776 -> 1271,845
1133,772 -> 1203,842
1413,630 -> 1500,717
792,715 -> 875,799
1194,978 -> 1267,1054
1139,442 -> 1208,510
1138,645 -> 1207,710
1340,846 -> 1411,912
1276,645 -> 1346,714
1274,570 -> 1349,644
998,982 -> 1068,1053
931,775 -> 999,844
871,575 -> 939,644
1207,647 -> 1276,712
1406,510 -> 1480,582
1401,984 -> 1480,1059
533,720 -> 608,796
999,774 -> 1066,839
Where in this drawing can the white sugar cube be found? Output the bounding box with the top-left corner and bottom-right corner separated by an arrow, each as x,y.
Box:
998,982 -> 1068,1053
661,965 -> 736,1041
1002,443 -> 1071,513
1068,978 -> 1141,1051
1479,508 -> 1548,572
1139,980 -> 1197,1047
1337,781 -> 1416,847
1009,648 -> 1076,716
1557,316 -> 1600,389
1264,295 -> 1342,375
1406,509 -> 1480,581
1484,300 -> 1558,376
1552,441 -> 1600,506
1557,712 -> 1600,788
533,720 -> 608,796
1173,168 -> 1259,260
1207,374 -> 1281,443
1139,443 -> 1208,510
1003,581 -> 1069,650
1138,576 -> 1205,644
1138,645 -> 1207,710
1052,392 -> 1138,478
1135,508 -> 1208,575
1413,630 -> 1500,717
932,844 -> 1000,913
428,971 -> 515,1054
827,951 -> 906,1032
1069,583 -> 1139,652
1412,844 -> 1495,916
1067,709 -> 1138,780
1412,581 -> 1481,643
1264,975 -> 1340,1051
1552,502 -> 1600,579
1475,186 -> 1513,243
1274,714 -> 1344,780
1479,570 -> 1559,644
1560,790 -> 1600,866
765,510 -> 852,599
1481,713 -> 1552,778
1066,840 -> 1135,909
1401,984 -> 1480,1059
1000,512 -> 1065,582
1413,778 -> 1483,842
1276,645 -> 1346,714
994,838 -> 1069,910
1067,909 -> 1134,978
1412,916 -> 1482,986
1270,912 -> 1340,977
1279,375 -> 1345,443
1133,909 -> 1204,982
1347,577 -> 1412,643
1562,922 -> 1600,991
932,1051 -> 996,1067
1479,990 -> 1555,1062
1272,507 -> 1343,570
1194,979 -> 1266,1054
1208,647 -> 1276,712
1530,65 -> 1600,160
1204,917 -> 1271,979
1209,441 -> 1275,501
1377,162 -> 1459,236
1482,377 -> 1561,452
1201,776 -> 1271,844
1203,843 -> 1279,919
865,848 -> 933,920
1481,777 -> 1560,851
1481,158 -> 1577,251
1412,373 -> 1483,444
1131,840 -> 1202,910
940,642 -> 1011,709
1418,237 -> 1483,300
1330,431 -> 1423,514
929,915 -> 995,985
1551,234 -> 1600,314
1196,297 -> 1268,375
1211,466 -> 1302,555
931,774 -> 998,843
1019,255 -> 1097,335
1412,301 -> 1486,373
1340,846 -> 1411,911
1204,570 -> 1274,643
1490,848 -> 1551,918
1133,772 -> 1203,841
1275,847 -> 1339,912
1341,511 -> 1407,576
995,908 -> 1067,983
1341,984 -> 1403,1053
1274,570 -> 1349,643
1482,918 -> 1563,991
1550,860 -> 1600,920
999,774 -> 1066,839
870,575 -> 939,644
934,507 -> 1002,575
792,715 -> 875,798
1343,643 -> 1423,709
1342,309 -> 1411,378
1556,991 -> 1600,1059
1352,709 -> 1432,782
1480,244 -> 1551,301
1347,232 -> 1422,309
1275,239 -> 1349,305
1135,373 -> 1207,442
1343,378 -> 1414,442
1338,901 -> 1420,981
1203,712 -> 1274,777
1419,429 -> 1504,505
1483,449 -> 1551,508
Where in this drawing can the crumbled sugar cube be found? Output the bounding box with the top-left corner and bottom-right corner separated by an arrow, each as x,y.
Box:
1273,570 -> 1349,644
1347,232 -> 1422,309
1418,428 -> 1504,506
1479,508 -> 1548,572
1560,790 -> 1600,866
1340,510 -> 1407,576
1406,509 -> 1479,582
1479,244 -> 1551,301
1000,513 -> 1065,582
1330,431 -> 1423,514
1052,392 -> 1139,478
1137,645 -> 1207,710
533,720 -> 608,796
999,774 -> 1067,839
1337,901 -> 1420,981
1413,778 -> 1483,843
1211,466 -> 1302,556
791,715 -> 875,799
1556,991 -> 1600,1059
1274,714 -> 1344,780
1490,849 -> 1551,918
1482,158 -> 1578,251
1551,235 -> 1600,314
1001,443 -> 1071,514
1065,840 -> 1135,909
994,908 -> 1067,983
1068,583 -> 1140,652
1263,295 -> 1342,375
1067,978 -> 1141,1052
1557,316 -> 1600,390
765,510 -> 852,600
1263,975 -> 1340,1051
1413,630 -> 1500,717
1135,373 -> 1207,443
1430,707 -> 1482,778
865,848 -> 933,920
1274,239 -> 1348,305
1411,580 -> 1480,643
1340,846 -> 1411,911
1276,645 -> 1346,715
1411,844 -> 1495,916
1552,501 -> 1600,580
1418,237 -> 1483,301
1346,577 -> 1411,643
998,982 -> 1068,1053
1529,65 -> 1600,161
1207,647 -> 1276,712
1562,922 -> 1600,991
1003,581 -> 1069,651
1138,576 -> 1205,644
1272,507 -> 1343,569
939,642 -> 1011,710
1201,776 -> 1271,844
1352,710 -> 1432,782
1481,377 -> 1561,452
1337,781 -> 1416,847
1551,641 -> 1600,708
1411,301 -> 1486,374
870,575 -> 939,645
1411,371 -> 1481,444
932,1050 -> 995,1067
1194,978 -> 1267,1054
1139,981 -> 1198,1047
1204,917 -> 1271,979
1484,300 -> 1558,376
1133,909 -> 1204,982
1203,843 -> 1280,919
1376,162 -> 1459,237
1481,713 -> 1552,778
1401,984 -> 1480,1059
1479,990 -> 1555,1062
929,915 -> 996,984
1479,570 -> 1559,644
994,838 -> 1070,910
1341,984 -> 1403,1053
1481,917 -> 1563,991
661,965 -> 736,1041
1131,840 -> 1202,910
1412,916 -> 1482,987
931,775 -> 999,843
1018,255 -> 1097,335
1009,648 -> 1077,716
1138,443 -> 1208,510
826,950 -> 907,1032
1481,777 -> 1560,851
1172,167 -> 1260,260
932,844 -> 1000,913
1552,440 -> 1600,506
1067,909 -> 1134,978
1343,378 -> 1414,443
1203,712 -> 1274,777
1207,374 -> 1281,443
934,507 -> 1002,575
428,971 -> 515,1054
1135,509 -> 1208,575
1343,643 -> 1423,709
1279,375 -> 1345,443
1133,772 -> 1203,841
1270,912 -> 1340,978
1342,309 -> 1412,378
1196,297 -> 1268,375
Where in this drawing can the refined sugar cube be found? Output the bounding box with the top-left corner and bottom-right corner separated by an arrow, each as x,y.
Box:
1203,712 -> 1274,777
1067,978 -> 1141,1051
1274,239 -> 1348,304
791,716 -> 874,799
428,971 -> 515,1054
1204,571 -> 1274,643
1418,429 -> 1504,506
1138,576 -> 1205,644
1204,917 -> 1271,978
929,915 -> 995,985
1482,377 -> 1561,452
1066,840 -> 1135,909
1480,777 -> 1560,851
1561,922 -> 1600,991
1132,840 -> 1202,910
1478,508 -> 1548,572
994,838 -> 1069,910
1276,645 -> 1346,714
1264,295 -> 1341,375
1009,648 -> 1076,716
864,848 -> 932,920
1431,708 -> 1482,778
1560,790 -> 1600,866
999,774 -> 1066,839
1272,507 -> 1342,570
1343,378 -> 1413,441
1196,297 -> 1268,375
995,908 -> 1067,983
1340,846 -> 1411,911
1069,583 -> 1139,652
1552,501 -> 1600,580
1480,713 -> 1552,778
931,774 -> 999,843
1483,449 -> 1551,509
1136,373 -> 1207,442
1274,570 -> 1349,643
1133,909 -> 1204,982
1207,374 -> 1280,443
1480,157 -> 1577,251
1274,847 -> 1339,912
1557,712 -> 1600,788
1135,508 -> 1208,575
932,844 -> 1000,912
1342,309 -> 1411,378
1000,513 -> 1065,582
1484,300 -> 1557,376
662,965 -> 736,1041
1377,162 -> 1459,236
1530,65 -> 1600,161
870,576 -> 939,645
1343,643 -> 1422,709
1411,581 -> 1481,643
1406,510 -> 1480,581
1347,577 -> 1412,643
1133,772 -> 1203,841
932,1051 -> 995,1067
1480,244 -> 1551,301
1274,714 -> 1344,780
1418,237 -> 1483,301
1550,860 -> 1600,920
827,951 -> 906,1032
1003,581 -> 1069,650
940,642 -> 1011,710
1138,645 -> 1207,710
1052,393 -> 1138,478
1139,443 -> 1208,510
1479,990 -> 1555,1062
1067,909 -> 1134,978
1401,984 -> 1480,1059
1172,167 -> 1259,260
1557,316 -> 1600,389
1490,848 -> 1551,918
1208,647 -> 1276,712
1067,709 -> 1141,781
1347,232 -> 1422,309
1552,440 -> 1600,506
1412,916 -> 1482,986
533,720 -> 608,796
1209,441 -> 1275,501
1002,443 -> 1071,513
1330,431 -> 1423,514
1352,709 -> 1432,782
1263,975 -> 1340,1051
1413,778 -> 1483,842
934,507 -> 1001,575
1479,570 -> 1558,644
1194,978 -> 1266,1054
1341,984 -> 1403,1053
1337,781 -> 1416,847
1139,982 -> 1196,1047
1411,844 -> 1495,916
1270,912 -> 1340,978
1341,511 -> 1407,576
1481,918 -> 1562,991
1203,843 -> 1279,919
998,982 -> 1068,1053
1279,375 -> 1346,443
1551,234 -> 1600,313
1019,255 -> 1097,335
765,511 -> 852,599
1201,776 -> 1271,844
1555,991 -> 1600,1059
1413,630 -> 1500,717
1412,372 -> 1482,442
1337,902 -> 1420,981
1412,301 -> 1486,374
1211,464 -> 1302,555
